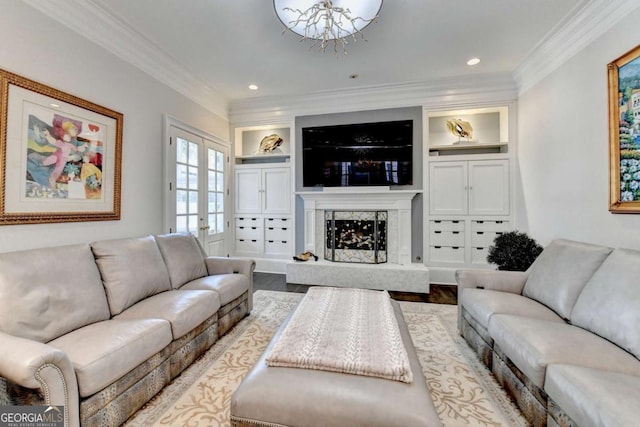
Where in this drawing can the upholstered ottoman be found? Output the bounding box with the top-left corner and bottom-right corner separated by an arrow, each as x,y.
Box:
230,291 -> 441,427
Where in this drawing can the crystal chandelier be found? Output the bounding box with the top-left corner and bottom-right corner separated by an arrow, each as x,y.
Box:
273,0 -> 383,55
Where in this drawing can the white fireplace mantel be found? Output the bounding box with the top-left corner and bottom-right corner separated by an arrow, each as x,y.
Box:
296,189 -> 421,265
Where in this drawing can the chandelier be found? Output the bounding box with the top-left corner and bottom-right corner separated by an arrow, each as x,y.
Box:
273,0 -> 383,55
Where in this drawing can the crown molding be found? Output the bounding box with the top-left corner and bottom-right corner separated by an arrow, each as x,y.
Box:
229,74 -> 518,125
22,0 -> 229,120
514,0 -> 640,95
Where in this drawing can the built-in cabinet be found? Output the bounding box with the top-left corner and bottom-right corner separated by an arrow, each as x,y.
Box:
425,105 -> 515,280
232,124 -> 294,272
429,159 -> 509,216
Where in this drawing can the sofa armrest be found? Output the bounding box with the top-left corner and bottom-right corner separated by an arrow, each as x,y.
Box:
205,257 -> 257,310
0,331 -> 79,427
455,269 -> 528,298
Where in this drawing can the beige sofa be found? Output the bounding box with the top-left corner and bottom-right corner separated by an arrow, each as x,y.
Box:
457,239 -> 640,427
0,233 -> 255,427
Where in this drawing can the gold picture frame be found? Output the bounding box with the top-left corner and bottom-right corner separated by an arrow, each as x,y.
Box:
608,45 -> 640,213
0,69 -> 122,224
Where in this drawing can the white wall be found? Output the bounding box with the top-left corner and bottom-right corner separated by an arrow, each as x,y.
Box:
517,7 -> 640,249
0,2 -> 229,253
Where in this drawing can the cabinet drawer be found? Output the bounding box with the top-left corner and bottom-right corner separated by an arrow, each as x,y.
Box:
265,217 -> 290,228
265,227 -> 290,241
429,220 -> 464,232
236,217 -> 261,227
236,239 -> 262,254
471,247 -> 490,265
430,230 -> 464,247
429,246 -> 465,264
471,220 -> 510,232
264,239 -> 290,256
236,226 -> 261,240
471,231 -> 504,248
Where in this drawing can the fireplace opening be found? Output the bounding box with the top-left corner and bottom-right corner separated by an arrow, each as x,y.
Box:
325,210 -> 387,264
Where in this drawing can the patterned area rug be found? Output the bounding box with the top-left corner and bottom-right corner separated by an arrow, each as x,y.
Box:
124,290 -> 526,427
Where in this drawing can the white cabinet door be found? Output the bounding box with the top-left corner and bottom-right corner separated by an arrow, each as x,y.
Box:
468,160 -> 509,215
235,169 -> 261,213
429,162 -> 468,215
262,167 -> 291,214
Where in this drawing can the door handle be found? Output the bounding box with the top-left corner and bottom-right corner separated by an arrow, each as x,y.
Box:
199,225 -> 210,231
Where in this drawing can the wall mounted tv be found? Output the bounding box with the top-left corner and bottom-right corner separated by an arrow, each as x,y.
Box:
302,120 -> 413,187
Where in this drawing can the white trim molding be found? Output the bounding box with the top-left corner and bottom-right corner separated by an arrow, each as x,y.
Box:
23,0 -> 229,120
514,0 -> 640,95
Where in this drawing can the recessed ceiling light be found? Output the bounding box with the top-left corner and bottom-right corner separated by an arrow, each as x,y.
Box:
248,84 -> 259,90
467,58 -> 480,66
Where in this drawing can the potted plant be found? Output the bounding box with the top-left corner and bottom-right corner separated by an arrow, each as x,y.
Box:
487,231 -> 543,271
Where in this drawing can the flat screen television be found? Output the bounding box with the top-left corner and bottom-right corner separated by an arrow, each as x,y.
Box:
302,120 -> 413,187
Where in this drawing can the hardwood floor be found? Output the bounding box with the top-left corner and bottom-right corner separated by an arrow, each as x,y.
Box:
252,272 -> 457,305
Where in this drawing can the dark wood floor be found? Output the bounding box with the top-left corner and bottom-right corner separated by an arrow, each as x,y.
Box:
253,272 -> 457,305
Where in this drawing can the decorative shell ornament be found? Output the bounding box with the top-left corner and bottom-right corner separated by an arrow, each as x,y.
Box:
292,251 -> 319,262
258,134 -> 284,153
446,118 -> 474,143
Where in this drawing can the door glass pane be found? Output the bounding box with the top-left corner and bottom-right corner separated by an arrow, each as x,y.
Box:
208,192 -> 215,213
216,213 -> 224,234
176,216 -> 187,233
188,190 -> 198,214
216,172 -> 224,192
188,215 -> 198,235
177,138 -> 188,164
216,192 -> 224,211
188,166 -> 198,189
216,151 -> 224,171
188,142 -> 198,166
208,170 -> 215,190
176,190 -> 187,214
176,165 -> 187,188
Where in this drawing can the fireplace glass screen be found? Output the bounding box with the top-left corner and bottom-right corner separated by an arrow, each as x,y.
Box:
325,210 -> 387,264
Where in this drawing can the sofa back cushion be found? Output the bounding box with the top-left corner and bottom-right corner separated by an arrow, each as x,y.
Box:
0,244 -> 110,342
571,248 -> 640,359
91,236 -> 171,315
154,233 -> 208,289
522,239 -> 612,320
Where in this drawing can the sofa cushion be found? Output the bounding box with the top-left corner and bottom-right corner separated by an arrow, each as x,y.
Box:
92,236 -> 172,315
571,248 -> 640,359
489,315 -> 640,387
522,239 -> 612,320
461,288 -> 564,330
180,273 -> 249,306
48,318 -> 172,397
115,290 -> 220,339
154,233 -> 208,289
545,364 -> 640,427
0,244 -> 110,343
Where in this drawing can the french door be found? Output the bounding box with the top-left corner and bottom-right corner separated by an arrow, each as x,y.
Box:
166,124 -> 230,256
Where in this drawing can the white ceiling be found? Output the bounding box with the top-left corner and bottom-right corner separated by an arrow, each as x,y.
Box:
84,0 -> 583,103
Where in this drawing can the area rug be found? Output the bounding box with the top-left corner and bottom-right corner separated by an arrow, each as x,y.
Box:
124,290 -> 526,427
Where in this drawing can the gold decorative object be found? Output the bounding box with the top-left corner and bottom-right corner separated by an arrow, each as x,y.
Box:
258,134 -> 284,153
446,118 -> 474,143
274,0 -> 383,55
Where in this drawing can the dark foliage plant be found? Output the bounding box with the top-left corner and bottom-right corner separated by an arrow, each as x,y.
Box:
487,231 -> 543,271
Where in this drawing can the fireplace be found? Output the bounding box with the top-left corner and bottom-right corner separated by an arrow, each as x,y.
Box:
325,210 -> 387,264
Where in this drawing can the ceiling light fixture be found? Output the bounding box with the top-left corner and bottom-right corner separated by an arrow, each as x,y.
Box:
467,57 -> 481,66
273,0 -> 383,55
248,84 -> 259,90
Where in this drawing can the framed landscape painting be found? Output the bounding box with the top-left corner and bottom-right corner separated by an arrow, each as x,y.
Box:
0,69 -> 122,224
608,45 -> 640,213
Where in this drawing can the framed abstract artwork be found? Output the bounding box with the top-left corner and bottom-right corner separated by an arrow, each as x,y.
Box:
608,45 -> 640,213
0,69 -> 123,224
